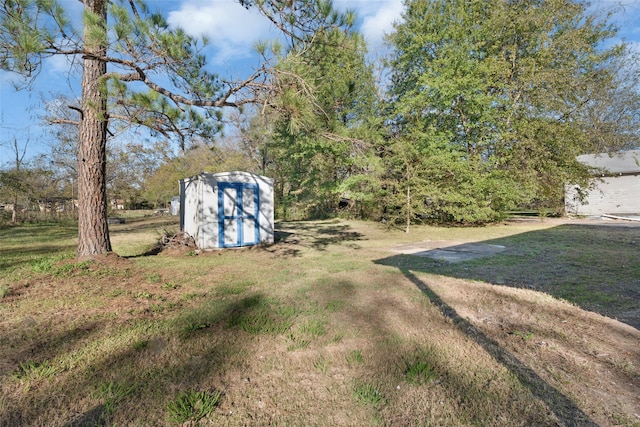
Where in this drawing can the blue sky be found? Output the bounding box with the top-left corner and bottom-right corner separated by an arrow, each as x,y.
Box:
0,0 -> 638,166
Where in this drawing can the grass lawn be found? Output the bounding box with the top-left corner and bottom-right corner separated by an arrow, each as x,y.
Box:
0,216 -> 638,426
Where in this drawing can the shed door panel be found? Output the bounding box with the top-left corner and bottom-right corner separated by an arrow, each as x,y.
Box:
218,183 -> 259,248
242,186 -> 258,245
221,185 -> 238,246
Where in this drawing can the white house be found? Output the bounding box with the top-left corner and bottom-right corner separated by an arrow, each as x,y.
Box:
179,171 -> 274,249
565,150 -> 640,216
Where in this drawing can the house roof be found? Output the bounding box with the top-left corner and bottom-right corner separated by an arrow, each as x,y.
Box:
577,150 -> 640,175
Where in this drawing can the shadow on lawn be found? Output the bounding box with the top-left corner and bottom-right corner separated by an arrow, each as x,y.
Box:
0,243 -> 77,272
1,294 -> 267,426
0,222 -> 77,272
375,254 -> 599,427
108,216 -> 179,235
391,223 -> 640,330
270,220 -> 366,257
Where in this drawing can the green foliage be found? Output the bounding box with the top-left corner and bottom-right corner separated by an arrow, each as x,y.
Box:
5,0 -> 638,243
133,291 -> 153,299
227,295 -> 295,335
286,333 -> 311,350
298,318 -> 327,338
145,273 -> 162,284
245,14 -> 384,220
144,142 -> 256,207
29,254 -> 76,275
0,169 -> 33,198
94,381 -> 137,419
286,316 -> 328,350
403,352 -> 438,385
166,389 -> 221,424
216,280 -> 253,296
313,355 -> 331,373
513,331 -> 535,342
352,379 -> 386,407
381,136 -> 511,227
324,299 -> 345,312
404,359 -> 436,385
0,210 -> 12,224
13,360 -> 61,382
0,0 -> 60,77
177,299 -> 225,335
181,320 -> 210,334
29,256 -> 57,273
2,0 -> 361,255
384,0 -> 637,225
346,349 -> 364,366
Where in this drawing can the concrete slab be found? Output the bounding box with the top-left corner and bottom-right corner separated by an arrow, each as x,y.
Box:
390,240 -> 507,263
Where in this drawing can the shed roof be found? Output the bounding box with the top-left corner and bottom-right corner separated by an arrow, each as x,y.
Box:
577,150 -> 640,175
182,171 -> 273,184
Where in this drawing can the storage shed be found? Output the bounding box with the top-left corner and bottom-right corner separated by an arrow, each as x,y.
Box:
179,172 -> 274,249
565,150 -> 640,217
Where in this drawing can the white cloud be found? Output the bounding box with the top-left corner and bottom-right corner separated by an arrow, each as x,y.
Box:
45,53 -> 77,74
166,1 -> 406,62
335,0 -> 404,49
358,0 -> 404,46
166,1 -> 276,64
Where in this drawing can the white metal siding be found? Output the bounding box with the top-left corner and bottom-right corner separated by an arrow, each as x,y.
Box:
182,177 -> 201,243
200,178 -> 218,249
565,175 -> 640,216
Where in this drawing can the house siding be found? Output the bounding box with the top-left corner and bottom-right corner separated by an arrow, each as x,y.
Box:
566,175 -> 640,216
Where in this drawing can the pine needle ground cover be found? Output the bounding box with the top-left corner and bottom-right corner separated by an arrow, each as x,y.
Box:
1,216 -> 638,426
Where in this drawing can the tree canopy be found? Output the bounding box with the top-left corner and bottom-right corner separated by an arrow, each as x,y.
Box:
383,0 -> 639,224
248,19 -> 384,219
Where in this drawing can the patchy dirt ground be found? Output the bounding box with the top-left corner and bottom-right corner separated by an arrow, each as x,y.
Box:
413,273 -> 640,426
379,217 -> 640,425
396,217 -> 640,330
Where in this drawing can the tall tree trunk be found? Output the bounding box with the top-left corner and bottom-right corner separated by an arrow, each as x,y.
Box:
77,0 -> 111,257
11,137 -> 25,224
405,183 -> 411,234
12,192 -> 17,223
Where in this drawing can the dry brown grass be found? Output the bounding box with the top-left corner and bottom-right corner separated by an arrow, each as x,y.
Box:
0,217 -> 638,426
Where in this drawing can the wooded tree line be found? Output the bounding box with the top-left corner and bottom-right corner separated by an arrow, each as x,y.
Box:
2,0 -> 639,256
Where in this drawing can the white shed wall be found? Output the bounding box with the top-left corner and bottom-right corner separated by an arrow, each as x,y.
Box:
565,175 -> 640,216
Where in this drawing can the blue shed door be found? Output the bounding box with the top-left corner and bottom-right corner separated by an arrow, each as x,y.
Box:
218,182 -> 260,248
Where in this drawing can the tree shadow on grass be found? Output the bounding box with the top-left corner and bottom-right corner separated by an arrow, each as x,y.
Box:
270,220 -> 366,257
108,216 -> 179,237
0,294 -> 270,427
0,223 -> 77,271
124,220 -> 365,259
374,255 -> 599,427
391,223 -> 640,330
64,405 -> 107,427
0,243 -> 77,272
